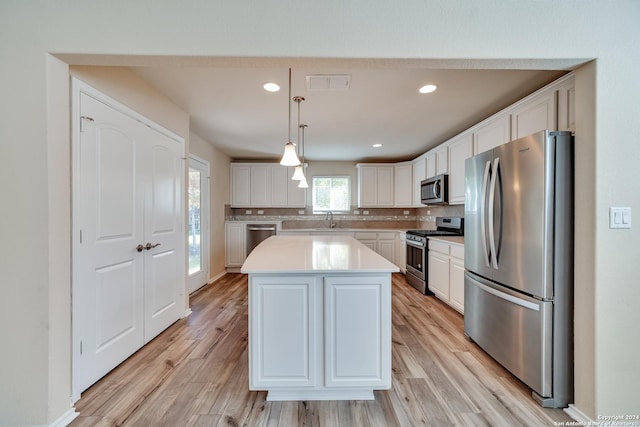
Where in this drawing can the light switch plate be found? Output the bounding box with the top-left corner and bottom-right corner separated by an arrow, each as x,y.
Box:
609,207 -> 632,229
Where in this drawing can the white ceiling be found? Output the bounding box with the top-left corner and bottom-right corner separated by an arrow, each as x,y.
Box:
131,64 -> 567,162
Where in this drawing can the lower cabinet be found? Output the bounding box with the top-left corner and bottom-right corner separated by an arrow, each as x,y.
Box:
355,231 -> 397,266
249,275 -> 320,388
225,222 -> 246,267
428,238 -> 465,314
324,276 -> 391,388
249,274 -> 391,397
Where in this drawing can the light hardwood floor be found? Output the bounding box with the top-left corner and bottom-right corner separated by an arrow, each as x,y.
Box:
71,273 -> 573,426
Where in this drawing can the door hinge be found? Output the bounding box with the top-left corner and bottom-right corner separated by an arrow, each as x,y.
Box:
80,340 -> 83,355
79,229 -> 82,244
80,115 -> 94,132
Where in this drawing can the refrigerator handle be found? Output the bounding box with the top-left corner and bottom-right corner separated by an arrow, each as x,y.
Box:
488,157 -> 500,269
481,160 -> 492,268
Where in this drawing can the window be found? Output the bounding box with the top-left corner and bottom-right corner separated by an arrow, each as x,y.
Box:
312,176 -> 351,212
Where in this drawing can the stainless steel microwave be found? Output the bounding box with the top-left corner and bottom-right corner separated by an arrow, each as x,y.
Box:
420,174 -> 448,205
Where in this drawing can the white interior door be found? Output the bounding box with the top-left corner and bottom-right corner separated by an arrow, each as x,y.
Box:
77,93 -> 146,391
188,155 -> 210,294
74,85 -> 185,394
143,128 -> 185,341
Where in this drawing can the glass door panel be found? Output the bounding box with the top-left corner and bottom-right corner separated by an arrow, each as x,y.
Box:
188,167 -> 202,275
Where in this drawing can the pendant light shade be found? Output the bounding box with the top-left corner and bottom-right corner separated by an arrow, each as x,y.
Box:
280,142 -> 300,166
280,68 -> 301,166
298,175 -> 309,188
291,165 -> 305,180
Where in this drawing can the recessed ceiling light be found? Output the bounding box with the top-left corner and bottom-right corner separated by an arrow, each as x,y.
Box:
419,84 -> 438,94
373,143 -> 383,148
263,82 -> 280,92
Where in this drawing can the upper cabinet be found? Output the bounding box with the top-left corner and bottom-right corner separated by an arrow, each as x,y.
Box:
393,162 -> 413,207
357,164 -> 395,208
230,163 -> 306,208
473,114 -> 511,155
556,78 -> 576,133
510,90 -> 557,140
412,157 -> 426,207
425,153 -> 436,179
231,165 -> 252,207
447,132 -> 474,205
436,146 -> 449,175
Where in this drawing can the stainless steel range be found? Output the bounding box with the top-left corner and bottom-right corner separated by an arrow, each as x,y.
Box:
405,217 -> 464,294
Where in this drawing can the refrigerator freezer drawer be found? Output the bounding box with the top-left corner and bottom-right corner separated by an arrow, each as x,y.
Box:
464,272 -> 552,398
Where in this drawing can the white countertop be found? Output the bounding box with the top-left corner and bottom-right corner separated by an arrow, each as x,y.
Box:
241,235 -> 400,274
428,235 -> 464,245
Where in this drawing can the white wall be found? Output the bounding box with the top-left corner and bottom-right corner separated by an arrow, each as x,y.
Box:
1,1 -> 639,425
189,132 -> 231,281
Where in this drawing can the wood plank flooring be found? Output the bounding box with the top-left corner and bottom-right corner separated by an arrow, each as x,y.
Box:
71,273 -> 573,426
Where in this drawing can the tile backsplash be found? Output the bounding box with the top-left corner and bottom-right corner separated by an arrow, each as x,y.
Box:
226,204 -> 464,230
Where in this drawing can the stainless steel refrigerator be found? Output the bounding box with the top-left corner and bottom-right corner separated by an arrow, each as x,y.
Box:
464,130 -> 574,408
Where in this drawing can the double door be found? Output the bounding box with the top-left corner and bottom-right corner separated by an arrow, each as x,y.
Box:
75,88 -> 185,393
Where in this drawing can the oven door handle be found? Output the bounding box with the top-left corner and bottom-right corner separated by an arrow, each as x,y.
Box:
406,240 -> 425,248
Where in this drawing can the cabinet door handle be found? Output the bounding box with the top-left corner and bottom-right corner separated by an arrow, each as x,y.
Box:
136,244 -> 145,252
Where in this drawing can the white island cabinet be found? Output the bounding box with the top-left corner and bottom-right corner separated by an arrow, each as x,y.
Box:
241,235 -> 398,401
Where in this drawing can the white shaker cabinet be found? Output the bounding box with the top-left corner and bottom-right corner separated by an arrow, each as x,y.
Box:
249,275 -> 319,389
225,222 -> 246,267
270,166 -> 289,207
556,78 -> 575,133
447,132 -> 473,205
231,163 -> 306,208
449,245 -> 465,314
357,164 -> 394,208
393,162 -> 413,207
247,270 -> 392,399
412,157 -> 426,206
473,114 -> 511,155
428,240 -> 450,301
324,275 -> 391,388
436,146 -> 449,175
510,90 -> 557,140
251,165 -> 272,207
425,153 -> 436,179
377,232 -> 397,264
428,238 -> 465,314
230,165 -> 251,207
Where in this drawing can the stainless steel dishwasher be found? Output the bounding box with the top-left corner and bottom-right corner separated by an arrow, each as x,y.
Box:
246,224 -> 277,256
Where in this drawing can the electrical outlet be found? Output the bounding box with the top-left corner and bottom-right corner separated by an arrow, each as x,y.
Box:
353,210 -> 360,215
257,210 -> 264,215
298,210 -> 305,215
245,210 -> 252,215
403,210 -> 410,215
363,210 -> 369,215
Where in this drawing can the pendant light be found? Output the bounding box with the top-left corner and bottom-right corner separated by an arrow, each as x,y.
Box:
291,96 -> 306,180
280,68 -> 301,166
298,123 -> 309,188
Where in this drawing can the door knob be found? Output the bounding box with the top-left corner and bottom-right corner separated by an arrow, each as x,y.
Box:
145,243 -> 161,250
136,244 -> 145,252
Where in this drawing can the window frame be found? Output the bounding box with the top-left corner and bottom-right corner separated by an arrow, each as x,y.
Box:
311,175 -> 351,213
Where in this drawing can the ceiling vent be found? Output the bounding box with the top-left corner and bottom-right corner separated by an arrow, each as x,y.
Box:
306,74 -> 351,91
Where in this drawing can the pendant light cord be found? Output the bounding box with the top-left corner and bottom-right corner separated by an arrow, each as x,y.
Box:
287,68 -> 292,144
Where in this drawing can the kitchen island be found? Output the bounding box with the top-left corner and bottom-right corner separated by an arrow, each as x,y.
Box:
241,235 -> 399,401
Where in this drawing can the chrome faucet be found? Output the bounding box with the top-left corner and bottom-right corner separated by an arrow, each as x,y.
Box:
325,211 -> 336,229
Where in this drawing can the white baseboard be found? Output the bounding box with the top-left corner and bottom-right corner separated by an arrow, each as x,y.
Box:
46,408 -> 79,427
209,270 -> 227,284
182,307 -> 193,318
565,404 -> 595,424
